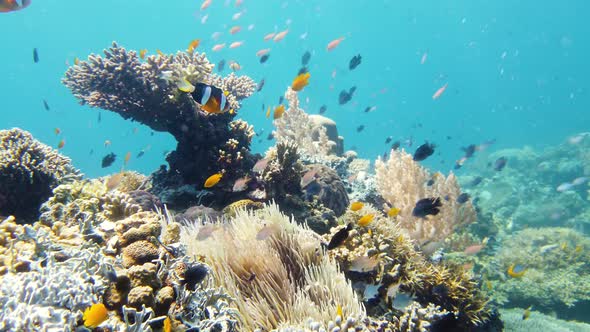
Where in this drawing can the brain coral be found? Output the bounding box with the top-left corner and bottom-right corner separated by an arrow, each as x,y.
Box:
0,128 -> 81,222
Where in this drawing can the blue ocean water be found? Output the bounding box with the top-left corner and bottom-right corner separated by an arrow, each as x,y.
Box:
1,0 -> 589,178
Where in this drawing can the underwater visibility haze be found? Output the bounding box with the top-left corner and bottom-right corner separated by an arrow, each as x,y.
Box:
1,0 -> 590,331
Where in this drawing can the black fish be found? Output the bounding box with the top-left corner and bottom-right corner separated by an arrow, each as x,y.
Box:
319,105 -> 327,114
267,133 -> 274,140
257,79 -> 265,92
426,179 -> 435,186
150,131 -> 154,136
470,176 -> 483,186
136,150 -> 145,158
42,99 -> 50,111
260,54 -> 270,63
278,96 -> 284,104
98,112 -> 102,122
301,51 -> 311,65
391,141 -> 401,150
348,54 -> 362,70
327,223 -> 353,250
412,197 -> 442,218
364,106 -> 371,113
338,90 -> 351,105
385,136 -> 392,144
413,142 -> 435,161
183,263 -> 208,291
33,48 -> 39,63
256,128 -> 265,136
432,284 -> 449,298
456,193 -> 470,204
217,59 -> 225,72
101,153 -> 117,168
349,86 -> 357,95
298,67 -> 308,75
494,157 -> 507,171
356,125 -> 365,132
463,144 -> 477,158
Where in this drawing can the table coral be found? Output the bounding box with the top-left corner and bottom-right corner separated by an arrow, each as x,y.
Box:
62,42 -> 257,207
0,128 -> 81,222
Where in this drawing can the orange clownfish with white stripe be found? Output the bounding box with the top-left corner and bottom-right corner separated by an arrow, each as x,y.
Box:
191,83 -> 232,114
0,0 -> 30,12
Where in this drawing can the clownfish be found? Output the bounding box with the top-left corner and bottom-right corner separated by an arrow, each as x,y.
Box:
0,0 -> 30,12
191,83 -> 231,114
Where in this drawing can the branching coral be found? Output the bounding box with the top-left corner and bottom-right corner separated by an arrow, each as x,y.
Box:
62,42 -> 257,198
375,149 -> 476,246
180,203 -> 367,331
273,87 -> 335,158
0,128 -> 81,222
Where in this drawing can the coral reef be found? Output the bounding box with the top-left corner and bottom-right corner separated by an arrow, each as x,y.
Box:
62,42 -> 257,206
375,149 -> 476,246
501,308 -> 590,332
481,227 -> 590,320
0,128 -> 81,222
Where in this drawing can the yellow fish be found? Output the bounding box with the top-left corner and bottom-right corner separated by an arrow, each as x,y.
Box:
188,39 -> 201,54
139,49 -> 147,59
163,316 -> 172,332
157,49 -> 164,56
575,244 -> 583,253
266,106 -> 271,118
273,104 -> 285,119
177,77 -> 195,93
291,72 -> 310,91
83,303 -> 108,328
507,264 -> 526,278
387,207 -> 401,217
74,57 -> 80,65
336,304 -> 343,318
522,306 -> 532,320
358,214 -> 374,227
204,173 -> 223,188
350,201 -> 364,211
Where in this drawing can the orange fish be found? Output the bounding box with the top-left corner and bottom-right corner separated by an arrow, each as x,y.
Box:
229,26 -> 241,34
263,32 -> 276,41
0,0 -> 30,13
291,72 -> 310,91
229,41 -> 244,49
327,37 -> 345,51
204,173 -> 223,188
54,127 -> 61,135
273,30 -> 289,42
432,83 -> 448,100
188,39 -> 200,53
273,104 -> 285,119
57,139 -> 65,149
124,151 -> 131,165
83,303 -> 108,328
350,201 -> 364,212
358,214 -> 374,227
212,43 -> 226,52
201,0 -> 211,10
139,49 -> 147,59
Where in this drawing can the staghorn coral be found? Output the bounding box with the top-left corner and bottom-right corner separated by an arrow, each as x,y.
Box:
180,203 -> 367,331
481,227 -> 590,319
375,149 -> 476,246
62,42 -> 257,201
273,87 -> 335,158
326,208 -> 494,329
393,302 -> 450,332
0,128 -> 81,222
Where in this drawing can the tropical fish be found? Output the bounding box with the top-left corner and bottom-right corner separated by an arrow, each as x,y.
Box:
191,83 -> 231,114
257,79 -> 265,92
212,43 -> 226,52
139,49 -> 147,59
273,104 -> 285,119
156,49 -> 164,56
319,105 -> 327,114
572,177 -> 588,186
256,223 -> 281,240
348,54 -> 362,70
265,106 -> 271,118
350,201 -> 364,211
356,125 -> 365,133
259,54 -> 270,63
57,139 -> 65,149
413,142 -> 435,161
177,77 -> 195,93
74,57 -> 80,65
391,141 -> 401,150
105,172 -> 124,191
124,151 -> 131,166
163,317 -> 172,332
33,47 -> 39,63
556,182 -> 574,192
217,59 -> 226,72
83,303 -> 108,328
494,157 -> 507,171
348,256 -> 379,272
420,52 -> 428,64
263,32 -> 276,41
204,173 -> 223,188
456,193 -> 470,204
101,153 -> 116,168
229,26 -> 241,34
0,0 -> 30,12
298,67 -> 308,75
522,306 -> 532,320
230,41 -> 244,49
327,37 -> 345,51
358,214 -> 374,227
291,72 -> 310,91
300,169 -> 317,188
338,86 -> 356,105
54,128 -> 61,135
232,176 -> 250,192
104,140 -> 111,147
187,39 -> 200,53
463,238 -> 488,255
200,0 -> 211,10
43,99 -> 50,111
412,198 -> 442,218
336,304 -> 343,319
507,263 -> 526,278
327,223 -> 353,250
301,51 -> 311,65
432,83 -> 448,100
387,207 -> 400,217
273,29 -> 289,42
256,48 -> 271,57
252,158 -> 269,173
